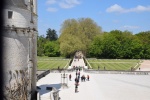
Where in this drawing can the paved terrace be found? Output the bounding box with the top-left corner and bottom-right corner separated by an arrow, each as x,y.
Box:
37,59 -> 150,100
136,60 -> 150,71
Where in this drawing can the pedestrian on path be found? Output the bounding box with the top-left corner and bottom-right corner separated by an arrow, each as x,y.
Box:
69,74 -> 72,81
75,77 -> 79,84
75,83 -> 78,93
78,71 -> 80,76
79,67 -> 81,71
87,75 -> 89,81
76,71 -> 78,77
81,75 -> 85,82
75,77 -> 79,93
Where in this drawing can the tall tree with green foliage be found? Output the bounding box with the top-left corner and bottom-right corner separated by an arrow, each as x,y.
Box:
44,41 -> 60,57
59,18 -> 102,57
37,35 -> 47,56
37,28 -> 60,57
87,34 -> 103,58
46,28 -> 58,41
88,30 -> 146,59
59,34 -> 85,58
136,31 -> 150,59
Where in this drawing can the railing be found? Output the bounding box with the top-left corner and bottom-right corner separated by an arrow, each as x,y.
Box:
49,69 -> 74,73
83,69 -> 150,75
37,69 -> 74,80
37,70 -> 50,81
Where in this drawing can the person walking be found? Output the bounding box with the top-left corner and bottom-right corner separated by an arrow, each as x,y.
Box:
75,77 -> 79,93
69,74 -> 72,81
87,75 -> 89,81
78,71 -> 80,77
76,71 -> 78,77
75,83 -> 78,93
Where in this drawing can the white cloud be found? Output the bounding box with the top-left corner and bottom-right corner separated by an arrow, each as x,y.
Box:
59,0 -> 81,9
65,0 -> 80,5
106,4 -> 150,13
46,0 -> 81,13
121,25 -> 140,29
46,0 -> 57,4
46,0 -> 81,9
47,7 -> 58,12
106,4 -> 124,13
129,5 -> 150,12
59,2 -> 74,8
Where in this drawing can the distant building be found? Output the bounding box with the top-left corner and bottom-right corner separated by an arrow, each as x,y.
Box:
3,0 -> 37,99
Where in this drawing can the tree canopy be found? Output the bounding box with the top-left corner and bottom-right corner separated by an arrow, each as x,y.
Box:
37,29 -> 60,57
87,30 -> 149,59
37,18 -> 150,59
46,28 -> 58,41
59,18 -> 102,57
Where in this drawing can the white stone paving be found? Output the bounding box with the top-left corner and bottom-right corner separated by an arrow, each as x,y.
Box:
37,71 -> 150,100
68,58 -> 87,69
37,58 -> 150,100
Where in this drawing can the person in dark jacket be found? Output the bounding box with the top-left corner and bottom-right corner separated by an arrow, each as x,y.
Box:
69,74 -> 71,81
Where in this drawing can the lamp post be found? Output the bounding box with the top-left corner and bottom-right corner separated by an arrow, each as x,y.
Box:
61,69 -> 68,88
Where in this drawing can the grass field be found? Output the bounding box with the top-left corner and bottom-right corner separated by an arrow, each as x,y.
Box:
37,56 -> 70,70
37,56 -> 141,71
87,59 -> 141,71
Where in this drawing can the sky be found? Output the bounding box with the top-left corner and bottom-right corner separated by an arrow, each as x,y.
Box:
38,0 -> 150,36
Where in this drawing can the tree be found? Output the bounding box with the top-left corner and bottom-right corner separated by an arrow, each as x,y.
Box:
44,41 -> 60,57
100,33 -> 120,58
46,28 -> 58,41
37,35 -> 47,56
136,31 -> 150,59
59,34 -> 86,57
88,30 -> 145,59
59,18 -> 102,57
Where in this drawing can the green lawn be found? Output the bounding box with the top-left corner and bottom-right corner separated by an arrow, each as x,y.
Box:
87,59 -> 141,71
37,56 -> 70,70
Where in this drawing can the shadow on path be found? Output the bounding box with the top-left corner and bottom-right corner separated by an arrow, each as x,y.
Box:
38,83 -> 61,95
110,77 -> 150,89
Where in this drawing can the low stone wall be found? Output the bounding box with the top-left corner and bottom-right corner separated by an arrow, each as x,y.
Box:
49,69 -> 74,73
37,70 -> 50,81
84,69 -> 150,75
37,69 -> 74,81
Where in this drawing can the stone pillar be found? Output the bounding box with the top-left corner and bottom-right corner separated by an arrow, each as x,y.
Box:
31,31 -> 37,100
33,0 -> 37,14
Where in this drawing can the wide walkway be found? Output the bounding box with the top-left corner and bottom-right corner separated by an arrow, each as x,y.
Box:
136,60 -> 150,71
37,59 -> 150,100
68,58 -> 87,69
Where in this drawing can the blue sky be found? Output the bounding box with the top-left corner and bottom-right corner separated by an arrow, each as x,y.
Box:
38,0 -> 150,36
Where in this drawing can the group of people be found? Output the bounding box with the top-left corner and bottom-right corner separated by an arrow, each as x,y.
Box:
68,69 -> 90,93
81,74 -> 89,81
72,66 -> 83,72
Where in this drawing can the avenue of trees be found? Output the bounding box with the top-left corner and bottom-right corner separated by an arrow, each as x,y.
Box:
37,18 -> 150,59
